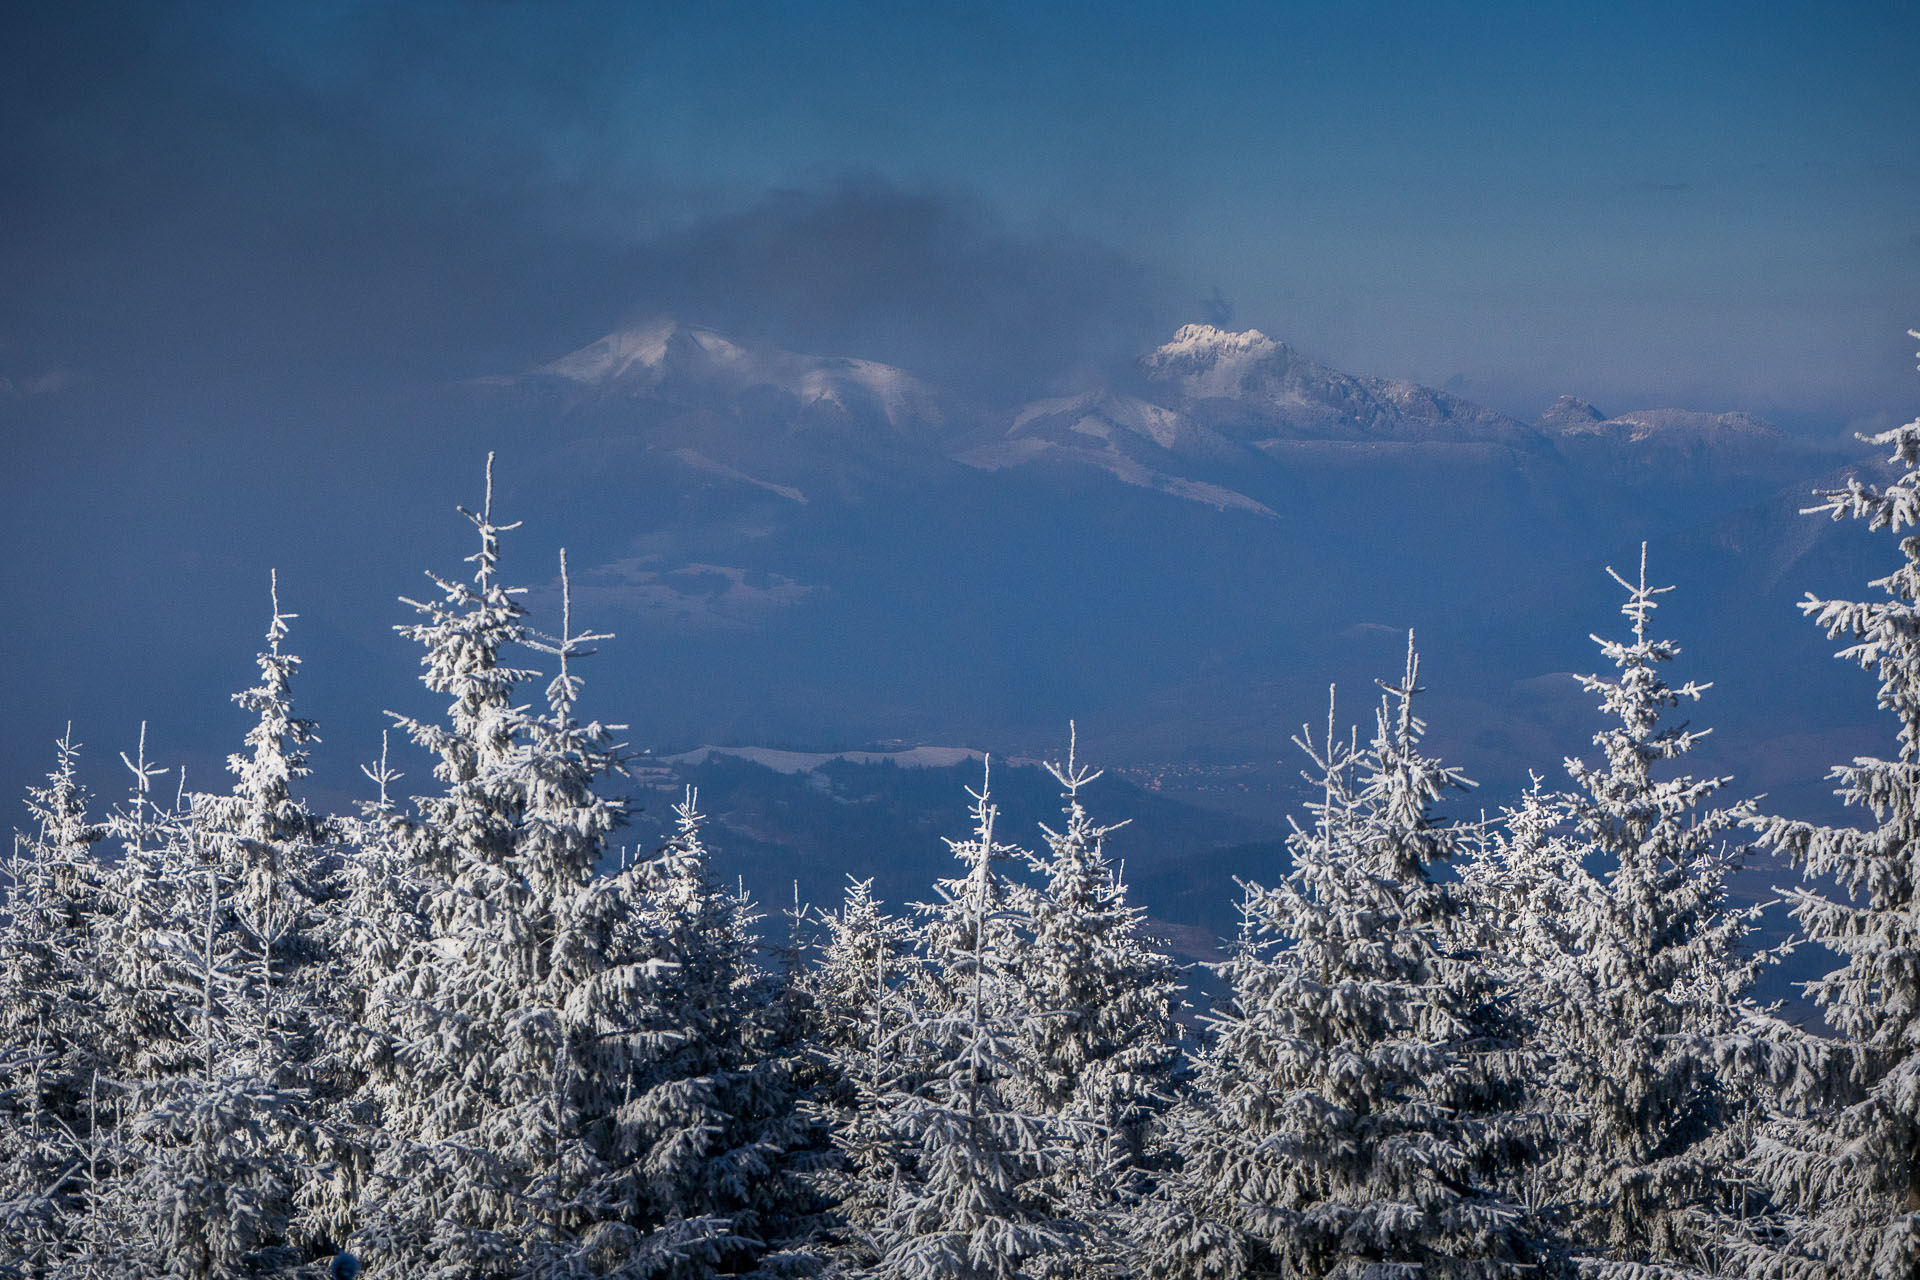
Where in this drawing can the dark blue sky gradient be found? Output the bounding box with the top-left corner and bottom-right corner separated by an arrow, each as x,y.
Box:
4,0 -> 1917,422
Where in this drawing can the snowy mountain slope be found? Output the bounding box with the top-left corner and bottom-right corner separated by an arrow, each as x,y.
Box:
951,328 -> 1552,517
1141,323 -> 1538,446
1538,390 -> 1830,494
1539,393 -> 1786,446
480,317 -> 947,436
472,319 -> 1835,526
957,390 -> 1277,517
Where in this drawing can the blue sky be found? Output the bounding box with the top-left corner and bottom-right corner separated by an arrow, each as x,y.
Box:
4,0 -> 1917,423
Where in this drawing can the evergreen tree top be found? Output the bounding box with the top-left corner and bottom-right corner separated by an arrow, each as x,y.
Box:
222,570 -> 320,846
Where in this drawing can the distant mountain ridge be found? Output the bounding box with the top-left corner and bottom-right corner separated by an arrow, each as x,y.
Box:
477,317 -> 945,437
1537,392 -> 1785,443
479,318 -> 1837,520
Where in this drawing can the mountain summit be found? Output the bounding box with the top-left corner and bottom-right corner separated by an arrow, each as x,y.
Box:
1138,323 -> 1533,446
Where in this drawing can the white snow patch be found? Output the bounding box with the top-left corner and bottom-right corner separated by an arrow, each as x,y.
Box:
666,745 -> 986,774
669,448 -> 808,503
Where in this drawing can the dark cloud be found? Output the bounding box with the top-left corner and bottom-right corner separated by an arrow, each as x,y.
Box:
0,3 -> 1174,418
1199,288 -> 1235,329
0,3 -> 649,399
599,180 -> 1175,401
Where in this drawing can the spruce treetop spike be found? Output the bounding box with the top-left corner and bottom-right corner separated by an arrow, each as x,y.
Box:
361,728 -> 402,807
456,451 -> 524,591
1374,629 -> 1427,752
1045,720 -> 1104,797
265,568 -> 296,652
119,720 -> 168,799
1603,540 -> 1679,647
673,784 -> 704,836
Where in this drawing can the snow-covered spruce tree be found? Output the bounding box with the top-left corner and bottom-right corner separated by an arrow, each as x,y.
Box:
90,723 -> 201,1084
0,730 -> 107,1272
805,876 -> 921,1248
1553,547 -> 1762,1275
71,760 -> 296,1280
1015,726 -> 1181,1255
355,492 -> 816,1278
809,877 -> 920,1060
1732,347 -> 1920,1280
1141,643 -> 1542,1280
190,572 -> 376,1264
196,572 -> 330,1038
351,505 -> 601,1273
97,580 -> 343,1280
112,859 -> 310,1280
77,720 -> 286,1278
386,451 -> 542,881
566,789 -> 823,1277
335,731 -> 429,1026
1454,776 -> 1598,1240
836,762 -> 1077,1279
299,730 -> 430,1264
87,783 -> 307,1279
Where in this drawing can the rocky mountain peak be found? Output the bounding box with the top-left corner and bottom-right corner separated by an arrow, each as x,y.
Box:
1537,394 -> 1608,431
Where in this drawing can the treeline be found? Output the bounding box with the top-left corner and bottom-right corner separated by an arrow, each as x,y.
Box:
3,412 -> 1918,1280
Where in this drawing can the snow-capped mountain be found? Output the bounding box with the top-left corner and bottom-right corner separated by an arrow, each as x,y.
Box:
1139,323 -> 1536,447
1536,391 -> 1804,489
484,318 -> 945,435
953,325 -> 1836,518
1538,392 -> 1785,447
472,319 -> 1840,530
953,326 -> 1559,517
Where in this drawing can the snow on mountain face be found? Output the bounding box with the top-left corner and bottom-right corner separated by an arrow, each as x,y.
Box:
523,319 -> 944,432
956,325 -> 1831,521
957,324 -> 1548,519
478,318 -> 1822,525
1140,323 -> 1290,399
957,389 -> 1277,517
1536,394 -> 1608,431
1545,405 -> 1786,445
1139,323 -> 1532,445
1536,397 -> 1794,485
1003,390 -> 1242,460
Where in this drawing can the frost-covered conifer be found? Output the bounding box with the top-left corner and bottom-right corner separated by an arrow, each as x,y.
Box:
1553,548 -> 1760,1275
354,530 -> 626,1275
567,790 -> 821,1276
101,582 -> 341,1279
1455,777 -> 1596,1236
811,878 -> 920,1059
808,876 -> 921,1243
1141,644 -> 1540,1280
387,451 -> 541,877
86,783 -> 309,1278
357,513 -> 814,1276
197,572 -> 329,1026
1733,343 -> 1920,1280
334,731 -> 430,1026
1016,726 -> 1181,1257
113,860 -> 309,1280
92,724 -> 200,1082
838,764 -> 1076,1279
0,731 -> 107,1272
